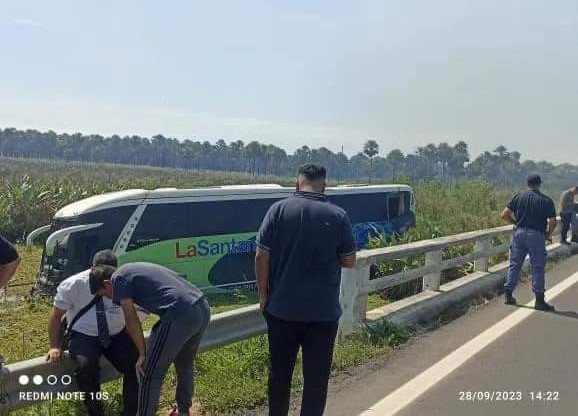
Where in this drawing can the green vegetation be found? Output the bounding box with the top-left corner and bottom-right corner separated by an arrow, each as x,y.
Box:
0,158 -> 565,414
0,158 -> 291,241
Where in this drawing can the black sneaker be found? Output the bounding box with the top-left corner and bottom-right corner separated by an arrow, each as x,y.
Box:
504,290 -> 517,305
535,293 -> 555,312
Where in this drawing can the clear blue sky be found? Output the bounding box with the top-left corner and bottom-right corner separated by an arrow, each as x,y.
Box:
1,0 -> 577,163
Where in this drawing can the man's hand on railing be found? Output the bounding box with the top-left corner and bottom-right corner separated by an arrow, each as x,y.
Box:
46,348 -> 63,364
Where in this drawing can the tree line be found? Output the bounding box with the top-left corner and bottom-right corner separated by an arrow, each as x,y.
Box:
1,127 -> 577,189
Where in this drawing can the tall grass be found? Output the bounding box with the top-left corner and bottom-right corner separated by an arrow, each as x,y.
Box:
0,157 -> 292,241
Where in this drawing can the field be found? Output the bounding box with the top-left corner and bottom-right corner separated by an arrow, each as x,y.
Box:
0,157 -> 294,242
0,157 -> 522,414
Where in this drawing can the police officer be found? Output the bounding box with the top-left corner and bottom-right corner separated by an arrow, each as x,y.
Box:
501,174 -> 557,311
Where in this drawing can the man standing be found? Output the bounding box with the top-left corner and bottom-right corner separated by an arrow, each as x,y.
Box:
559,185 -> 578,244
501,174 -> 557,311
255,164 -> 357,416
47,250 -> 140,416
0,234 -> 20,289
89,262 -> 210,416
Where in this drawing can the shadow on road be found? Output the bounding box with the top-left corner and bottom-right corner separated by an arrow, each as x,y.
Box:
551,310 -> 578,319
508,304 -> 578,319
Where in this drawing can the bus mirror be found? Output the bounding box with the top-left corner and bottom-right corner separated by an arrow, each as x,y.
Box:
26,224 -> 51,247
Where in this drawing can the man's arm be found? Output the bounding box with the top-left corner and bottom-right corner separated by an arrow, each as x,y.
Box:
0,236 -> 20,289
46,307 -> 66,363
546,217 -> 558,242
338,214 -> 357,269
255,205 -> 276,313
120,298 -> 147,380
255,247 -> 270,312
0,257 -> 20,289
340,253 -> 356,268
501,207 -> 515,224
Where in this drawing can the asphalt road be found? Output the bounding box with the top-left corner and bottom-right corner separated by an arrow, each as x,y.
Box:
324,254 -> 578,416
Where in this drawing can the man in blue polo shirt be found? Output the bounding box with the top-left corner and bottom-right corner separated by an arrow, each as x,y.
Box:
501,174 -> 557,311
256,164 -> 356,416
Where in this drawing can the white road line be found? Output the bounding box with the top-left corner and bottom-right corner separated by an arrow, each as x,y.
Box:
360,271 -> 578,416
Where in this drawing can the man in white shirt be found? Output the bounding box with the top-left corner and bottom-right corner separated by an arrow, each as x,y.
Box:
46,250 -> 142,416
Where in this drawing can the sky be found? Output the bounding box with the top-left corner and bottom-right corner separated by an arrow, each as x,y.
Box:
1,0 -> 577,163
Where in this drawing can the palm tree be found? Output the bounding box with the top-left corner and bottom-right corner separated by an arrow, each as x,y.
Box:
363,140 -> 379,183
386,149 -> 405,181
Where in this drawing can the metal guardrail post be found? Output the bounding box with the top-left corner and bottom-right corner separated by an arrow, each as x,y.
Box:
423,249 -> 442,290
474,238 -> 490,272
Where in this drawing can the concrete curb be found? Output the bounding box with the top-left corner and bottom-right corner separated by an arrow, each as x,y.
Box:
366,243 -> 578,330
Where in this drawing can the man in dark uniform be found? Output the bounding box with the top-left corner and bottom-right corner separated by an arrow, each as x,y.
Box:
255,164 -> 357,416
0,234 -> 20,289
501,174 -> 557,311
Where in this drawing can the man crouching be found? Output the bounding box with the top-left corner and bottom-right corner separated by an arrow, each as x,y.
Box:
89,262 -> 210,416
47,250 -> 141,416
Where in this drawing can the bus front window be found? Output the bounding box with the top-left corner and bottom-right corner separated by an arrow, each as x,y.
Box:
38,222 -> 103,291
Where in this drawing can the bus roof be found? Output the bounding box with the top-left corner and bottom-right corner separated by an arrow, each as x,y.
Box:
55,184 -> 412,218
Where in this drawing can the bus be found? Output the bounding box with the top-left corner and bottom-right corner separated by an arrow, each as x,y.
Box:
31,184 -> 415,292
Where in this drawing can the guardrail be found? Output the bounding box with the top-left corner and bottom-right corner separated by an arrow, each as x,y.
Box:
0,221 -> 569,412
0,304 -> 266,412
338,223 -> 564,335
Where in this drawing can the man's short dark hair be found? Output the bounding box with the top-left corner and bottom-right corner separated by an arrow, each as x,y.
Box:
89,264 -> 116,294
92,250 -> 118,267
527,173 -> 542,187
298,164 -> 326,182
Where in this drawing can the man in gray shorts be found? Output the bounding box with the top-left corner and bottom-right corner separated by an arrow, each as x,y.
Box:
89,262 -> 210,416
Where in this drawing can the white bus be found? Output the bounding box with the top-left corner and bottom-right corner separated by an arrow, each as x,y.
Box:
32,184 -> 415,292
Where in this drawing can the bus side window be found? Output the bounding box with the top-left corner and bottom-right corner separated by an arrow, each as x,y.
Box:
127,198 -> 282,251
330,193 -> 389,224
387,195 -> 400,219
128,203 -> 188,250
402,191 -> 412,213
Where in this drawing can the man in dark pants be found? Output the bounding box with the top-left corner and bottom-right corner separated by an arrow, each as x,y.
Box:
559,185 -> 577,244
47,250 -> 142,416
501,174 -> 557,311
89,262 -> 210,416
256,164 -> 357,416
0,234 -> 20,289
